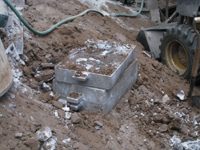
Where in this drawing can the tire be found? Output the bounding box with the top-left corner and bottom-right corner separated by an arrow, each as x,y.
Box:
160,24 -> 197,80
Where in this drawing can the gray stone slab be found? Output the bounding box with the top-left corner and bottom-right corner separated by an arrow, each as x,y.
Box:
55,47 -> 135,90
53,59 -> 138,114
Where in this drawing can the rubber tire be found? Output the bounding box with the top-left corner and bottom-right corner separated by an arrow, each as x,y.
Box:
160,24 -> 197,80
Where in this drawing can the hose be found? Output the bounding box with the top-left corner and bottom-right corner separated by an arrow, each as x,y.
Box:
115,0 -> 144,17
3,0 -> 104,35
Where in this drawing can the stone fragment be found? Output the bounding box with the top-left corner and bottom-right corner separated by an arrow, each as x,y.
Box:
43,137 -> 57,150
94,121 -> 103,127
32,62 -> 40,72
40,91 -> 52,103
40,70 -> 55,81
63,138 -> 71,143
65,112 -> 72,120
181,125 -> 188,135
154,114 -> 163,123
25,138 -> 40,150
42,82 -> 51,93
71,113 -> 81,124
162,94 -> 170,104
23,66 -> 32,78
52,101 -> 63,109
15,132 -> 23,138
62,106 -> 70,112
54,110 -> 59,118
36,126 -> 52,142
169,117 -> 182,131
160,124 -> 168,133
173,89 -> 185,100
41,63 -> 55,69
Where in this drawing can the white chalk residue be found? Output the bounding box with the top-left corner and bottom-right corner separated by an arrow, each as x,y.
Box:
76,58 -> 88,63
170,135 -> 200,150
6,44 -> 24,87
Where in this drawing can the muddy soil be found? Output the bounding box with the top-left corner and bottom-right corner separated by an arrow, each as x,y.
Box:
1,0 -> 200,150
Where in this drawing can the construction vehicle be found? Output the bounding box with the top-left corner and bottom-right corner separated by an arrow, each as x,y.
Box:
137,0 -> 200,83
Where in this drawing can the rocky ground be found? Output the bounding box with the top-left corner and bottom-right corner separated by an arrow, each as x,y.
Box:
0,0 -> 200,150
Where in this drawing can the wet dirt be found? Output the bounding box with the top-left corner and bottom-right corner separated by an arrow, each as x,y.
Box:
1,0 -> 200,150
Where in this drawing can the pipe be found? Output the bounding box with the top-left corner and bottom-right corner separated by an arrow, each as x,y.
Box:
115,0 -> 144,17
3,0 -> 104,35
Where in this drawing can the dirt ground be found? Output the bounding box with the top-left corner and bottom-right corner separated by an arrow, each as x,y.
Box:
1,0 -> 200,150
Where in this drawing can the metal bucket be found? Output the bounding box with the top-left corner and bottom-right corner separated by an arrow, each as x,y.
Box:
0,39 -> 13,97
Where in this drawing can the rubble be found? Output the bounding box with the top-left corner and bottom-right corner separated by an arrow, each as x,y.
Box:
36,126 -> 52,142
15,132 -> 23,138
25,138 -> 40,150
71,113 -> 81,124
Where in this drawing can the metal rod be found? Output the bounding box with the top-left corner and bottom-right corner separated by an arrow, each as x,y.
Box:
165,0 -> 169,19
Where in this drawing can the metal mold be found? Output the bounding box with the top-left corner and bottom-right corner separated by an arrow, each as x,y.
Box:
70,101 -> 84,111
67,93 -> 84,104
53,59 -> 138,114
55,46 -> 136,90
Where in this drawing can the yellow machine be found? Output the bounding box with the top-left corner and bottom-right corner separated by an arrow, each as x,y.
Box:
0,39 -> 12,97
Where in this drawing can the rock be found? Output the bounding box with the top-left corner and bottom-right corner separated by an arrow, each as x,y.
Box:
32,62 -> 40,72
43,137 -> 57,150
94,121 -> 103,128
29,79 -> 39,90
41,63 -> 55,69
173,89 -> 185,100
15,132 -> 23,138
57,109 -> 65,118
9,93 -> 15,99
23,66 -> 32,77
154,114 -> 163,123
62,106 -> 70,112
162,94 -> 170,104
52,101 -> 63,109
169,117 -> 182,131
65,112 -> 72,120
40,91 -> 52,103
160,124 -> 168,133
25,137 -> 40,150
181,139 -> 200,149
71,113 -> 81,124
36,126 -> 52,142
54,110 -> 59,118
63,138 -> 71,143
42,82 -> 51,92
169,135 -> 183,150
190,133 -> 198,138
181,125 -> 188,135
9,102 -> 17,108
152,60 -> 159,69
52,93 -> 60,101
40,70 -> 55,82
